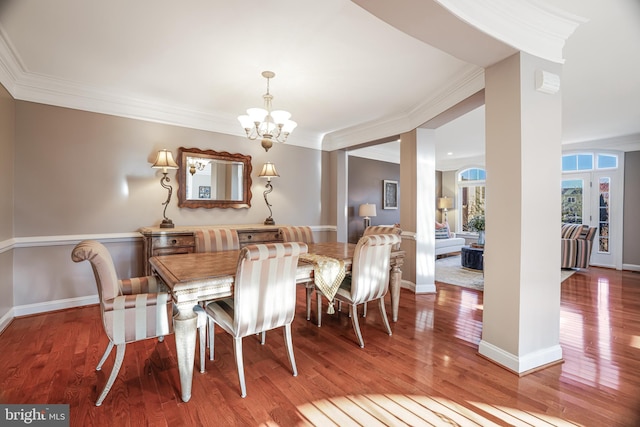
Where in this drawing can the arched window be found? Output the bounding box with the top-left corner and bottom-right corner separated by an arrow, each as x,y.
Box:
457,167 -> 485,232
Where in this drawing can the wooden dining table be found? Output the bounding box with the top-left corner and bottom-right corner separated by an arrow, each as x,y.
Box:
149,241 -> 405,402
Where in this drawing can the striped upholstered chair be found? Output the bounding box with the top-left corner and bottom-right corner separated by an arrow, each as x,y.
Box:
360,225 -> 402,316
71,240 -> 173,406
192,228 -> 240,373
204,242 -> 308,397
194,228 -> 240,253
279,226 -> 316,320
332,233 -> 401,348
364,225 -> 402,250
561,223 -> 597,269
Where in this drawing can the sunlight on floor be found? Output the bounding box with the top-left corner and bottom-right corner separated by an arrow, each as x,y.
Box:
258,394 -> 583,426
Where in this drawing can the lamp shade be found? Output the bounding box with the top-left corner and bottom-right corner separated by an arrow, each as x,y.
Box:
259,162 -> 280,179
437,197 -> 453,210
359,203 -> 377,218
152,149 -> 178,171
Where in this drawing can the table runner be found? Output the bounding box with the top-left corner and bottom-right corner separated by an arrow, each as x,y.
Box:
299,253 -> 346,314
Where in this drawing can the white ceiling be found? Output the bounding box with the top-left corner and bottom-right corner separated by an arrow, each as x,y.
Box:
0,0 -> 639,169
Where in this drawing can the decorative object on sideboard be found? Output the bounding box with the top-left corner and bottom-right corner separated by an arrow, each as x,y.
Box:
437,196 -> 454,222
383,180 -> 398,209
238,71 -> 297,152
468,215 -> 485,246
176,147 -> 252,209
259,162 -> 280,225
151,149 -> 179,228
359,203 -> 377,229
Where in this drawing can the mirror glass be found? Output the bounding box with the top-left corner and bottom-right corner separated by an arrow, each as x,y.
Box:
177,147 -> 252,209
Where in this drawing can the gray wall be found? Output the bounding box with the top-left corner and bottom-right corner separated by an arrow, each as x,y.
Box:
347,156 -> 400,243
4,97 -> 334,315
623,151 -> 640,266
0,84 -> 14,320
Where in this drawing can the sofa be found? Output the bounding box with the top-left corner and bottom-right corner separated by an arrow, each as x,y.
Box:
561,223 -> 597,269
435,222 -> 465,256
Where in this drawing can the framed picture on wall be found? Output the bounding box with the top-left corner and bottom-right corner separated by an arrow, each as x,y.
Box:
383,180 -> 398,209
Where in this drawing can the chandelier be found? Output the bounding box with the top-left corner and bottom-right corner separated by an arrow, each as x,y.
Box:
238,71 -> 297,152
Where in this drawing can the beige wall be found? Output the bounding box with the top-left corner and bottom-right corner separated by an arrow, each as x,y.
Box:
0,84 -> 14,320
623,151 -> 640,267
7,100 -> 332,312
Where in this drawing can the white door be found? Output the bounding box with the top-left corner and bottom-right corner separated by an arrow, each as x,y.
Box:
561,173 -> 591,225
562,171 -> 620,269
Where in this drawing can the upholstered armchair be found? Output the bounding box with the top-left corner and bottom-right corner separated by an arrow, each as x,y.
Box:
561,223 -> 597,269
71,240 -> 174,406
192,228 -> 240,373
204,242 -> 308,397
332,233 -> 401,348
279,226 -> 316,321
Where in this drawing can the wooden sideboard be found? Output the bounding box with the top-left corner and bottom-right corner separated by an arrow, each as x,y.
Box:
139,225 -> 283,275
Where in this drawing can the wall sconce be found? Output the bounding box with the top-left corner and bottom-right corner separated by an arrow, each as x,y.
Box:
437,196 -> 454,223
151,149 -> 179,228
358,203 -> 377,229
258,162 -> 279,225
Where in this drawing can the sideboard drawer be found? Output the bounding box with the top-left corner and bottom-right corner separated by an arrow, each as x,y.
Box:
152,235 -> 195,250
238,229 -> 283,246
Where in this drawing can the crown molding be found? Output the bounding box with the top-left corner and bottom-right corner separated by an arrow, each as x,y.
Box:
435,0 -> 587,64
322,65 -> 484,151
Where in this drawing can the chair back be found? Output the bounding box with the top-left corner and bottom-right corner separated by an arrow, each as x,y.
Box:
364,225 -> 402,250
350,234 -> 401,304
233,242 -> 308,337
72,240 -> 120,303
279,226 -> 315,243
195,228 -> 240,252
71,240 -> 173,344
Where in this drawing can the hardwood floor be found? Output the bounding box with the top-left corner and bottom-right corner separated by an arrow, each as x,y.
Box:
1,267 -> 639,426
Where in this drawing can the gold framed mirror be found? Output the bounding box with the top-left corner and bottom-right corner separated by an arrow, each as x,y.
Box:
177,147 -> 252,209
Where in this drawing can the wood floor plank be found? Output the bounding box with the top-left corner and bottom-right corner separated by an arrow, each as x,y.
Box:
1,267 -> 639,426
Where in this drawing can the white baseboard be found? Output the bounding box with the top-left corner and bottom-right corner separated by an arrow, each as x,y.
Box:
13,295 -> 99,318
0,308 -> 14,335
478,340 -> 563,373
414,282 -> 437,294
623,263 -> 640,272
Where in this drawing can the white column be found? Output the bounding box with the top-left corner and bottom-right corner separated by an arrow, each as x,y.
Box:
479,52 -> 563,373
400,128 -> 437,293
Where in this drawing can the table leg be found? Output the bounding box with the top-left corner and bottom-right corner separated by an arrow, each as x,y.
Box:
389,265 -> 401,322
174,302 -> 197,402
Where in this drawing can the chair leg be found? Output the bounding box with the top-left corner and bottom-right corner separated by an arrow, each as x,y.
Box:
379,297 -> 392,336
316,291 -> 322,327
208,318 -> 215,361
305,285 -> 313,321
349,304 -> 365,348
232,337 -> 247,398
363,302 -> 368,317
198,319 -> 206,373
96,341 -> 114,371
96,344 -> 125,406
284,323 -> 298,377
260,331 -> 266,345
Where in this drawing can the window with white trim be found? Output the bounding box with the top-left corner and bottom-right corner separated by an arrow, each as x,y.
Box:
457,167 -> 485,232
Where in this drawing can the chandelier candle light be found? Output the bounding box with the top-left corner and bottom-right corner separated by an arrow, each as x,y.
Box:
258,162 -> 280,225
238,71 -> 297,152
151,149 -> 179,228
